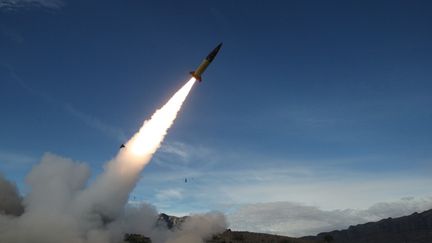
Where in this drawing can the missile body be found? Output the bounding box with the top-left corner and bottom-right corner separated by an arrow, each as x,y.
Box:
190,43 -> 222,82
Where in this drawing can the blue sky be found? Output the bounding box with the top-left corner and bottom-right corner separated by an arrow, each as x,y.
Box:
1,0 -> 432,236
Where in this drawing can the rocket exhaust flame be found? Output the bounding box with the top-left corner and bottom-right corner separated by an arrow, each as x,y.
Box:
126,77 -> 196,158
75,77 -> 196,219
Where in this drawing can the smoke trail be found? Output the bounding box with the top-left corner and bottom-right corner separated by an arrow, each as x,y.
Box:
0,77 -> 227,243
75,78 -> 197,220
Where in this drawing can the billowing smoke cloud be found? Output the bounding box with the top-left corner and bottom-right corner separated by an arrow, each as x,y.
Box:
0,174 -> 24,216
166,212 -> 227,243
0,78 -> 227,243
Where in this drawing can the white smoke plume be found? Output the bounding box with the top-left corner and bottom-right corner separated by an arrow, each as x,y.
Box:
0,78 -> 227,243
166,212 -> 227,243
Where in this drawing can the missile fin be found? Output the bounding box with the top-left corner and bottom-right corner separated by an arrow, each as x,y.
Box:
189,71 -> 202,82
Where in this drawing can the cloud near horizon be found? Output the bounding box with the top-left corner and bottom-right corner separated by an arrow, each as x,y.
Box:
130,143 -> 432,238
227,198 -> 432,237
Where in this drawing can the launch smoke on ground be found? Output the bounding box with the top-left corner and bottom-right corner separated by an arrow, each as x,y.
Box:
0,78 -> 227,243
0,174 -> 24,216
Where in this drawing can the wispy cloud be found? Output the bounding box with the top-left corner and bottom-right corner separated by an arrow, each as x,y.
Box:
153,141 -> 214,171
65,104 -> 126,142
159,142 -> 191,161
0,150 -> 36,165
2,65 -> 125,141
156,188 -> 184,201
0,150 -> 36,175
0,0 -> 64,10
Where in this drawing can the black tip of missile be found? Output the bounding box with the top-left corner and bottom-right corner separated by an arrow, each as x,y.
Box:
206,42 -> 223,62
214,42 -> 223,52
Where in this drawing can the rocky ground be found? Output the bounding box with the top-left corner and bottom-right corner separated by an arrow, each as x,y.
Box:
206,229 -> 315,243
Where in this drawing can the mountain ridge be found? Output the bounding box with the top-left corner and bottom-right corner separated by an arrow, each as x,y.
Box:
125,209 -> 432,242
302,208 -> 432,243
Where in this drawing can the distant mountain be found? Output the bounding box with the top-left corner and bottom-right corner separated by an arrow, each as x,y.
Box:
303,209 -> 432,243
156,213 -> 188,230
126,209 -> 432,243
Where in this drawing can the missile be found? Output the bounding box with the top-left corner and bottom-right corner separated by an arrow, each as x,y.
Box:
190,42 -> 222,82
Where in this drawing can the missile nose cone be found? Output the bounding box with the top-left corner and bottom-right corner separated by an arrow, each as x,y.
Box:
206,42 -> 223,62
213,43 -> 222,53
216,42 -> 223,50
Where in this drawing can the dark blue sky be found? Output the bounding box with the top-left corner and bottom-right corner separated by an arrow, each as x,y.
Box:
1,0 -> 432,229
